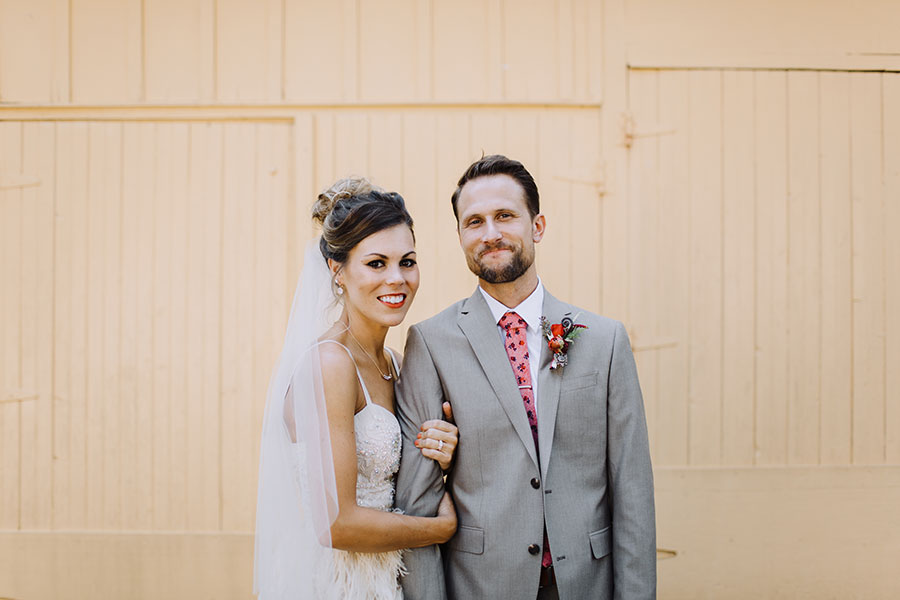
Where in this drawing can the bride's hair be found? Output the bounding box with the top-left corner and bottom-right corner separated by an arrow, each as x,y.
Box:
312,176 -> 415,265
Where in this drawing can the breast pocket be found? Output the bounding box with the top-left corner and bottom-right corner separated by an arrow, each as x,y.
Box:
561,372 -> 599,393
448,525 -> 484,555
589,525 -> 612,559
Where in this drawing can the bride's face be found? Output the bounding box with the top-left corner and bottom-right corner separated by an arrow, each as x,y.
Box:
336,224 -> 420,329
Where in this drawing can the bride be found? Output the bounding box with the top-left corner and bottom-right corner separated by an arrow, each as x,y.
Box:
254,177 -> 459,599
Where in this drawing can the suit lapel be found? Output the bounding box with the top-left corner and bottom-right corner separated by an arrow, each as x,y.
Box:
537,291 -> 566,477
457,289 -> 539,469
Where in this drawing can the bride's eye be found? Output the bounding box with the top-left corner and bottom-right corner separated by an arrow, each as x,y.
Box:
400,258 -> 417,268
366,259 -> 385,268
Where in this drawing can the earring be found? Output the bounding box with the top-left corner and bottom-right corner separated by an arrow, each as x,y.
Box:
336,285 -> 344,296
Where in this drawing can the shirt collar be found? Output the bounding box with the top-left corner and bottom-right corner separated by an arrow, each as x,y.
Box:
479,278 -> 545,330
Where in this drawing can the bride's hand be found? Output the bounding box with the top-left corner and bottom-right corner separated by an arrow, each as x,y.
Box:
435,490 -> 457,543
415,402 -> 458,471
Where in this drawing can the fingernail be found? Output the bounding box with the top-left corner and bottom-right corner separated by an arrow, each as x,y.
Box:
416,432 -> 423,438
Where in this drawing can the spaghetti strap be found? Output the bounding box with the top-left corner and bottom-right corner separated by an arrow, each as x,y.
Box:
316,340 -> 373,406
385,348 -> 401,379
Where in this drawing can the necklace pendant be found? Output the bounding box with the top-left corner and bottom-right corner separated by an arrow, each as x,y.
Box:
382,373 -> 393,381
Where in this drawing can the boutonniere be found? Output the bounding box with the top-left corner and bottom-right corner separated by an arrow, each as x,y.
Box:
540,315 -> 588,370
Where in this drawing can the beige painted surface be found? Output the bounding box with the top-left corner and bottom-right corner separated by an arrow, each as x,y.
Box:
1,0 -> 899,598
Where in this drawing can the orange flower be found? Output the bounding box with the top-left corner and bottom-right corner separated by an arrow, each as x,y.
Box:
548,335 -> 566,353
550,323 -> 565,337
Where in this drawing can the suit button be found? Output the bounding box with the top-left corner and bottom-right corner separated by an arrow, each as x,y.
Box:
531,477 -> 540,489
528,544 -> 540,555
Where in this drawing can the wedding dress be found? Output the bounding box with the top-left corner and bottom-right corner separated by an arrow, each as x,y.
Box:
316,340 -> 405,599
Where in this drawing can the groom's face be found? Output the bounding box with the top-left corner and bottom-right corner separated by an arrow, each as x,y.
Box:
456,174 -> 545,284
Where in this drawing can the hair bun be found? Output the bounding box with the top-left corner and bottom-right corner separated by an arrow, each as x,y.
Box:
312,176 -> 382,225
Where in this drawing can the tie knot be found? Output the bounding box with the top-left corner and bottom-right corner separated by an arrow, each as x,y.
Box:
499,311 -> 526,329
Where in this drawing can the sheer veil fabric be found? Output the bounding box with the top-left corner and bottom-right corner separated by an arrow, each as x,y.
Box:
254,239 -> 342,598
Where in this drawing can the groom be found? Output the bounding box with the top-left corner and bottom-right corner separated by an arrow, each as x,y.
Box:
395,155 -> 656,599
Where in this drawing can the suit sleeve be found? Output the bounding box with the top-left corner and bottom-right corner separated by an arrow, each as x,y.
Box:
394,324 -> 448,600
607,321 -> 657,599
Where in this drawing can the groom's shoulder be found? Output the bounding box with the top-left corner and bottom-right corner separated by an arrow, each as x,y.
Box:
550,296 -> 623,342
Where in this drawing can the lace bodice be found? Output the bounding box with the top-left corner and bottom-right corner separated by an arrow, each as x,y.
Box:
354,403 -> 401,511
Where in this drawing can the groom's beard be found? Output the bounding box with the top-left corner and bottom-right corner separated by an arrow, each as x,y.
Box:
468,241 -> 534,284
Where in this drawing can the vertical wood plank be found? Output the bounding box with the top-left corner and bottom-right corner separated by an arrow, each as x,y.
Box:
124,122 -> 157,530
0,122 -> 22,529
818,71 -> 853,465
164,123 -> 190,529
151,123 -> 173,529
754,71 -> 789,466
52,122 -> 90,528
20,122 -> 56,529
185,122 -> 223,530
567,110 -> 603,312
573,0 -> 603,102
687,70 -> 723,465
885,74 -> 900,464
284,1 -> 350,102
432,0 -> 495,102
655,69 -> 690,466
358,0 -> 420,102
332,113 -> 370,177
721,70 -> 756,465
252,123 -> 291,513
502,0 -> 558,101
118,123 -> 138,528
0,0 -> 69,103
536,111 -> 574,299
216,0 -> 283,102
786,71 -> 821,465
144,0 -> 215,102
101,123 -> 123,529
70,0 -> 142,103
557,0 -> 575,99
368,113 -> 405,192
599,0 -> 628,322
850,73 -> 886,464
84,123 -> 103,528
220,123 -> 257,530
625,70 -> 659,457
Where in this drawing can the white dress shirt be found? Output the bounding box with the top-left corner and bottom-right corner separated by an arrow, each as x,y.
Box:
479,279 -> 545,409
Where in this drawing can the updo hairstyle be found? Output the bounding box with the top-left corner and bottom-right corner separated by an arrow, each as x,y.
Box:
312,176 -> 415,267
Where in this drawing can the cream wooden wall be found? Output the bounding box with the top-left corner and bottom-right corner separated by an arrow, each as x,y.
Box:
1,0 -> 899,598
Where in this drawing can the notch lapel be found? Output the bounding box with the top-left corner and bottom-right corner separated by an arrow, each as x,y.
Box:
537,291 -> 566,477
457,290 -> 539,469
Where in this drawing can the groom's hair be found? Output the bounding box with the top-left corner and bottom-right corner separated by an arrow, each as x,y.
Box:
450,154 -> 540,222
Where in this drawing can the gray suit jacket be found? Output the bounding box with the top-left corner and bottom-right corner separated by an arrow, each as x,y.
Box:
395,289 -> 656,599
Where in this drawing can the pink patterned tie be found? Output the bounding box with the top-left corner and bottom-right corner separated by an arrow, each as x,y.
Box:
498,311 -> 552,568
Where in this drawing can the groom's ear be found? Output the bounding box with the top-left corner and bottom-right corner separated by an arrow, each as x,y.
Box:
532,214 -> 546,243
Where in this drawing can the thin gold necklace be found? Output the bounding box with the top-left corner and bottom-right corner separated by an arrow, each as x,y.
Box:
346,325 -> 392,381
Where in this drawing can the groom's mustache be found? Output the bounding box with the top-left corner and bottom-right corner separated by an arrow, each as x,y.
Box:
477,242 -> 516,257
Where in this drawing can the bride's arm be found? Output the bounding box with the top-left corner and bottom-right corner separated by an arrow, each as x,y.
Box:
320,344 -> 456,553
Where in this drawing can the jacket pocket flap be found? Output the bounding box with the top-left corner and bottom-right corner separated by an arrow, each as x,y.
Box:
562,372 -> 599,392
449,525 -> 484,555
589,526 -> 611,559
